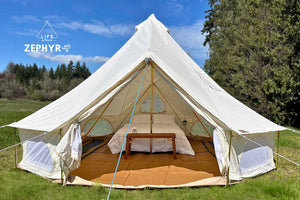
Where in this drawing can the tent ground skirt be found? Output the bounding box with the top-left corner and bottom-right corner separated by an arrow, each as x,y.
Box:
70,140 -> 222,187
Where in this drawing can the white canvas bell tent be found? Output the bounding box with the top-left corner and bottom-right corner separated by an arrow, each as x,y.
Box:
6,14 -> 286,186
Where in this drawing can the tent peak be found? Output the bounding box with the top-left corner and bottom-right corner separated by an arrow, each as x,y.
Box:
135,14 -> 170,33
148,13 -> 158,21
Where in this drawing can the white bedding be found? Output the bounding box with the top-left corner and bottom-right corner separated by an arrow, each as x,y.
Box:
108,115 -> 195,155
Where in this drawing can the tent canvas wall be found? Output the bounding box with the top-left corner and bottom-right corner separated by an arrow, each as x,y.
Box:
6,14 -> 286,186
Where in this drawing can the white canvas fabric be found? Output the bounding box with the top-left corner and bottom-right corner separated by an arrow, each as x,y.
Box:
213,129 -> 226,174
8,14 -> 286,182
71,124 -> 82,160
153,114 -> 175,124
51,122 -> 82,183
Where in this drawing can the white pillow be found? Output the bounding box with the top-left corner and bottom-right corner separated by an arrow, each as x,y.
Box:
132,114 -> 150,124
153,114 -> 175,124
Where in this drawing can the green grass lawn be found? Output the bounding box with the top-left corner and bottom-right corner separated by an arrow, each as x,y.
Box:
0,99 -> 299,200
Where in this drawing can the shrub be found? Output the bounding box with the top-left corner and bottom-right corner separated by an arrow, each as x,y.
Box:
48,90 -> 61,101
31,90 -> 44,101
1,89 -> 14,98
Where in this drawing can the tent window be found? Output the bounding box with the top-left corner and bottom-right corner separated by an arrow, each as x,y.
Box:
83,118 -> 113,137
239,136 -> 270,174
25,138 -> 55,171
141,93 -> 165,113
191,121 -> 213,137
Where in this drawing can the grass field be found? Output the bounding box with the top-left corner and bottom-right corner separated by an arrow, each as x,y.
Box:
0,99 -> 299,200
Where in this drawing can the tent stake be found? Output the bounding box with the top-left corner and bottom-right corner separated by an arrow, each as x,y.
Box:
82,98 -> 113,141
150,64 -> 153,154
192,110 -> 212,138
276,131 -> 280,169
14,127 -> 17,168
226,131 -> 233,186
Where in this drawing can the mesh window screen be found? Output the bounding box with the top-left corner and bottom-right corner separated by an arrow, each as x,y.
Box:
83,119 -> 113,137
240,136 -> 269,173
191,121 -> 213,136
25,139 -> 55,171
141,93 -> 165,113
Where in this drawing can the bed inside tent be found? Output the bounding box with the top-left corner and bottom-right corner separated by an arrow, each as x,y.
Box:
69,62 -> 224,187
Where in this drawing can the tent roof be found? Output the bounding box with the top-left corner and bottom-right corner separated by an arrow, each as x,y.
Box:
8,14 -> 286,134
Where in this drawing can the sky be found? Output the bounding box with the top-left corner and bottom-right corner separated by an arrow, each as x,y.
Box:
0,0 -> 210,73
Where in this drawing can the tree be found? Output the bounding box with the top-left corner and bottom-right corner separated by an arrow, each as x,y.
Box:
41,65 -> 47,73
202,0 -> 299,127
60,64 -> 67,78
6,62 -> 15,73
15,63 -> 25,84
82,62 -> 91,79
33,63 -> 38,77
49,68 -> 55,79
73,61 -> 82,78
12,63 -> 19,74
55,65 -> 61,79
0,61 -> 92,101
66,60 -> 74,80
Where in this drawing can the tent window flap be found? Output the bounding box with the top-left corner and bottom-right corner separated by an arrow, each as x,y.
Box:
141,93 -> 165,113
83,118 -> 113,137
191,121 -> 213,137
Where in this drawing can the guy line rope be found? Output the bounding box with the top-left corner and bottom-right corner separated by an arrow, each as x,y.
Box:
106,58 -> 149,200
0,131 -> 47,153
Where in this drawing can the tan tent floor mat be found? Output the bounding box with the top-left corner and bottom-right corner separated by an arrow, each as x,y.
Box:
70,140 -> 222,187
52,175 -> 230,188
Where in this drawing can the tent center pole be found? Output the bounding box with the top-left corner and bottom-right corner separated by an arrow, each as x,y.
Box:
276,131 -> 280,169
14,127 -> 17,168
226,131 -> 233,186
150,63 -> 153,154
